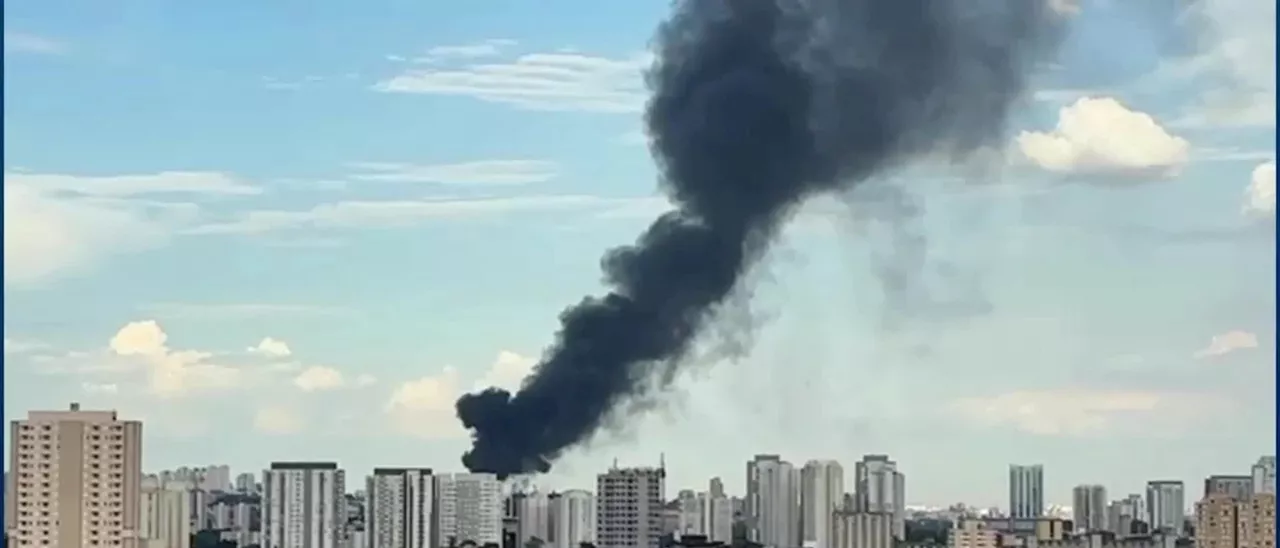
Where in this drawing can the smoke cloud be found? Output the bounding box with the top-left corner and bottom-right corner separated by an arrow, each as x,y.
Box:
456,0 -> 1064,477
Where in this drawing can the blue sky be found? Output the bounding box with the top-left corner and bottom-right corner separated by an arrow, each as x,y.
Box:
2,0 -> 1275,508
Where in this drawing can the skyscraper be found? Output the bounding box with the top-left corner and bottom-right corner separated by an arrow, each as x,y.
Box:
1205,476 -> 1254,500
596,465 -> 666,548
1008,465 -> 1045,519
1195,492 -> 1276,548
855,455 -> 905,540
1253,457 -> 1276,495
6,403 -> 143,547
517,491 -> 552,543
138,476 -> 191,548
747,455 -> 800,548
552,490 -> 597,548
1145,480 -> 1185,533
263,462 -> 346,548
366,467 -> 434,548
434,473 -> 503,547
801,460 -> 845,548
1071,485 -> 1107,532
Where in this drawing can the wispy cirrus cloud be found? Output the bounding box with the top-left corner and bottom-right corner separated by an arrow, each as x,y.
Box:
4,31 -> 67,55
3,170 -> 255,286
347,159 -> 560,185
374,42 -> 651,113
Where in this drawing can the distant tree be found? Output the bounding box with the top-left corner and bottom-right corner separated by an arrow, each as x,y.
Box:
525,537 -> 547,548
578,542 -> 597,548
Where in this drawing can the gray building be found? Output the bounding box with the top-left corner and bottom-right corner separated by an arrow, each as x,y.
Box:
1009,465 -> 1045,519
1143,481 -> 1184,533
1071,485 -> 1107,532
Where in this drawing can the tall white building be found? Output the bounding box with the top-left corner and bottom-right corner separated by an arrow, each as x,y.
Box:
1253,457 -> 1276,495
367,467 -> 433,548
208,493 -> 261,547
701,487 -> 733,544
1071,485 -> 1107,532
516,491 -> 552,543
140,478 -> 192,548
1144,481 -> 1184,533
597,465 -> 666,548
552,490 -> 597,548
832,511 -> 892,548
235,473 -> 259,494
434,473 -> 503,547
747,455 -> 800,548
262,461 -> 346,548
855,455 -> 905,540
1008,465 -> 1045,519
676,490 -> 701,537
5,403 -> 143,547
801,460 -> 845,548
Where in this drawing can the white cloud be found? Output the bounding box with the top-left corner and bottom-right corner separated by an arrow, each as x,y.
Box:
248,337 -> 292,358
1195,330 -> 1260,359
253,406 -> 303,434
3,170 -> 251,285
1016,97 -> 1190,179
107,320 -> 241,398
385,350 -> 538,439
950,389 -> 1199,436
4,338 -> 46,354
374,48 -> 651,113
1244,161 -> 1276,217
473,350 -> 536,392
347,160 -> 560,185
189,194 -> 617,235
81,382 -> 119,394
416,39 -> 517,62
4,31 -> 66,55
293,366 -> 345,392
385,366 -> 466,440
354,373 -> 378,387
1171,0 -> 1276,128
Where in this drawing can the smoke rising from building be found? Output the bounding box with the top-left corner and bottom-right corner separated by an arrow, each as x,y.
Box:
455,0 -> 1064,478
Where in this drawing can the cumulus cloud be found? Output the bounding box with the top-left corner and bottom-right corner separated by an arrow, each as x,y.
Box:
3,170 -> 250,285
1016,97 -> 1190,179
374,44 -> 650,113
253,406 -> 303,434
385,350 -> 536,439
107,320 -> 240,398
248,337 -> 292,358
950,389 -> 1209,436
1244,161 -> 1276,217
293,366 -> 346,392
1195,330 -> 1260,359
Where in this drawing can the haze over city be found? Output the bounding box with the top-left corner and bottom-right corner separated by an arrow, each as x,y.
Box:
3,0 -> 1275,512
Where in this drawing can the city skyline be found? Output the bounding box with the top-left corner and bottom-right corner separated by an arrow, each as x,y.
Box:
3,0 -> 1276,510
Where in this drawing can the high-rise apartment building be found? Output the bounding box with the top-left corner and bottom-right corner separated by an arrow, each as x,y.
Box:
855,455 -> 905,540
552,490 -> 597,548
235,472 -> 258,494
1071,485 -> 1107,532
1195,492 -> 1277,548
747,455 -> 800,548
801,460 -> 845,548
516,491 -> 552,544
1106,493 -> 1147,536
366,467 -> 433,548
701,489 -> 733,544
832,511 -> 892,548
1008,465 -> 1044,519
675,490 -> 701,538
262,461 -> 346,548
139,477 -> 192,548
1253,457 -> 1276,495
5,403 -> 143,547
1145,481 -> 1185,533
1205,476 -> 1254,500
434,473 -> 503,547
596,465 -> 666,548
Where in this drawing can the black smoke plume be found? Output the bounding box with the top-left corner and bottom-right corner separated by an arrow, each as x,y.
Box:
456,0 -> 1063,477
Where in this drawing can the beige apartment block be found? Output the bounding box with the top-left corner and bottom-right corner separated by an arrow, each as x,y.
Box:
1195,492 -> 1277,548
5,403 -> 143,547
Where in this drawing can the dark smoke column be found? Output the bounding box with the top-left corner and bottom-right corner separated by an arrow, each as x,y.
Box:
456,0 -> 1062,477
